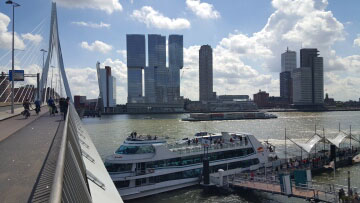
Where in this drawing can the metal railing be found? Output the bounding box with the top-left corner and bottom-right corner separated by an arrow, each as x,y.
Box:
49,103 -> 92,203
168,140 -> 251,155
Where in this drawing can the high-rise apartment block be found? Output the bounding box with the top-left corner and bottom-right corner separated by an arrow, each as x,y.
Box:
281,48 -> 296,72
126,34 -> 183,105
199,45 -> 215,102
168,35 -> 183,103
280,71 -> 293,103
126,34 -> 145,103
293,48 -> 324,105
280,48 -> 296,103
97,62 -> 116,110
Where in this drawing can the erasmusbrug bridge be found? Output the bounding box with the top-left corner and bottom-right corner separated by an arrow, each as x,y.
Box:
0,2 -> 71,108
0,3 -> 122,203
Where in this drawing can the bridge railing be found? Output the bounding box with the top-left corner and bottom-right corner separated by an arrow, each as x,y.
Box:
49,103 -> 123,203
49,103 -> 92,203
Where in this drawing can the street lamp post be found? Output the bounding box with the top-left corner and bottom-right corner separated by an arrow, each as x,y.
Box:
51,65 -> 55,98
40,49 -> 47,69
40,49 -> 47,100
6,0 -> 20,114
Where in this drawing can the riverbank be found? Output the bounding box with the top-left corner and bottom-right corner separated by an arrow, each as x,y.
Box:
98,107 -> 360,115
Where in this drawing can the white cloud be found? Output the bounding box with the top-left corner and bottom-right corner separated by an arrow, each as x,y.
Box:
354,35 -> 360,47
80,40 -> 113,53
186,0 -> 220,19
0,12 -> 25,50
71,21 -> 111,29
131,6 -> 191,30
54,0 -> 122,14
116,49 -> 127,59
65,67 -> 99,99
21,33 -> 43,44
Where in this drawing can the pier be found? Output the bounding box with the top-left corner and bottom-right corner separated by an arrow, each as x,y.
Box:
206,152 -> 360,202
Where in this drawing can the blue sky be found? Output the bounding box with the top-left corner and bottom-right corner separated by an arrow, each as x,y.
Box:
1,0 -> 360,104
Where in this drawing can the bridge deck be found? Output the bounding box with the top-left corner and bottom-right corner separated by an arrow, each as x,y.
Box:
0,112 -> 63,203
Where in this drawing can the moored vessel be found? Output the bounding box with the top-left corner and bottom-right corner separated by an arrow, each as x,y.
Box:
104,131 -> 275,200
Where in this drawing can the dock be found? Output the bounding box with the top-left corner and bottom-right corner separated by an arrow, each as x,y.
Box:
206,156 -> 359,203
228,174 -> 338,202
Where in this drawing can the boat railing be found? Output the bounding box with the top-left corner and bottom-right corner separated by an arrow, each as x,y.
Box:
168,141 -> 250,154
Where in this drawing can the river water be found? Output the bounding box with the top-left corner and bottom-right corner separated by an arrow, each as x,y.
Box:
82,111 -> 360,203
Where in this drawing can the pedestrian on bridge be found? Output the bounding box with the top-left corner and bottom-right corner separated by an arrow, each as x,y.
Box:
63,97 -> 69,120
59,98 -> 66,115
47,97 -> 55,116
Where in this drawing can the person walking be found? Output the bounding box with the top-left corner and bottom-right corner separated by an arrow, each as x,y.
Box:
59,98 -> 65,116
22,99 -> 31,118
63,97 -> 69,120
47,97 -> 55,116
34,99 -> 41,115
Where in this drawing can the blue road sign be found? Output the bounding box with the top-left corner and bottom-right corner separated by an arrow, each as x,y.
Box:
9,70 -> 24,81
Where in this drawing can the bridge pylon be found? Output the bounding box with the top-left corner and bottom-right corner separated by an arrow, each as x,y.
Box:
38,2 -> 72,103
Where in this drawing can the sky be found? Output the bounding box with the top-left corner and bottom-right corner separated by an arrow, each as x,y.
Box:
1,0 -> 360,104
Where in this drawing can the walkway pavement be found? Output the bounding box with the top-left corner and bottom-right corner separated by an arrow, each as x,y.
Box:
0,106 -> 26,121
0,107 -> 49,142
0,113 -> 63,203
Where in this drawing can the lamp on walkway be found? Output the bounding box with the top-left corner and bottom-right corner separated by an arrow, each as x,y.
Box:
39,49 -> 47,100
6,0 -> 20,114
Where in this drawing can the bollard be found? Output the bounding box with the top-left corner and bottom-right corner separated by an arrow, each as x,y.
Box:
218,169 -> 224,187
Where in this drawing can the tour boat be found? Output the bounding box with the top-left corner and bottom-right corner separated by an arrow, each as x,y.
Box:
104,132 -> 275,200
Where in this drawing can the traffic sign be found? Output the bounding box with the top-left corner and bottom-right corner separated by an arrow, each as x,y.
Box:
9,70 -> 24,81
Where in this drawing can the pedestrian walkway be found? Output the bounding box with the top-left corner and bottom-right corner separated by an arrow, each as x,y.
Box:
0,107 -> 49,142
0,113 -> 63,203
0,106 -> 26,121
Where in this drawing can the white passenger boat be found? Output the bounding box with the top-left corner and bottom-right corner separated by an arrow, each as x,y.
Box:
104,132 -> 275,200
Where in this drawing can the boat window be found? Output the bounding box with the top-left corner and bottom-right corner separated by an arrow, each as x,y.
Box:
105,162 -> 133,172
135,178 -> 147,187
116,145 -> 155,154
114,180 -> 130,188
142,148 -> 255,170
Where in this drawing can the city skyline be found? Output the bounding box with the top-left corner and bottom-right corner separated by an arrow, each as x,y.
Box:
1,0 -> 360,104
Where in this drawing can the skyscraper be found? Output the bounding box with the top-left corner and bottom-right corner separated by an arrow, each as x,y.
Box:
147,34 -> 167,103
293,48 -> 324,105
280,48 -> 296,103
168,35 -> 183,102
126,34 -> 145,103
292,67 -> 312,105
281,48 -> 297,73
199,45 -> 214,102
280,71 -> 292,103
97,62 -> 116,110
